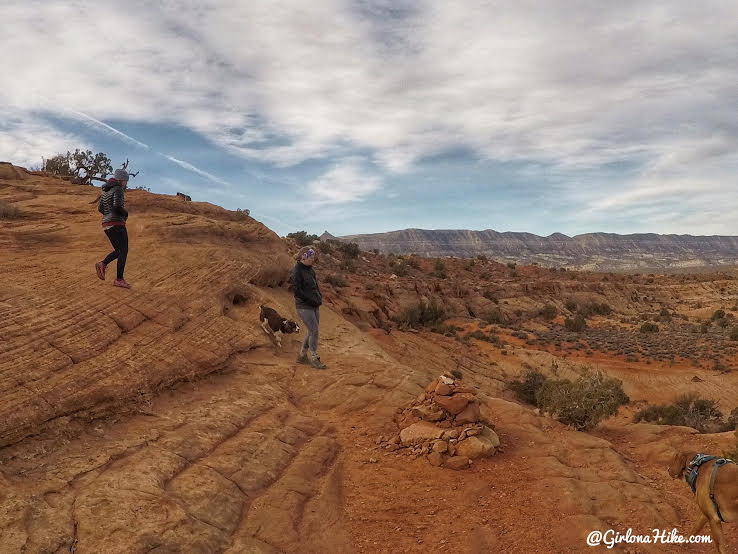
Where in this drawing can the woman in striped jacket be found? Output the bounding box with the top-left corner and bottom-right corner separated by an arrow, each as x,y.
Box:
95,168 -> 132,289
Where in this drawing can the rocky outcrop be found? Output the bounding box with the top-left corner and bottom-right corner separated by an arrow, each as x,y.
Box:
340,228 -> 738,271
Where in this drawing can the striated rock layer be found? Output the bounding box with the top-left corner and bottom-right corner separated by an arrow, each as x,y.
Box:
340,228 -> 738,271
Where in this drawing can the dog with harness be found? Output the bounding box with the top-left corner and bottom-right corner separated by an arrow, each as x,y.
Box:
669,450 -> 738,553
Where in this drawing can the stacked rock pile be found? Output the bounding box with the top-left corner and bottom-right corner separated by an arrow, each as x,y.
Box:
377,375 -> 500,470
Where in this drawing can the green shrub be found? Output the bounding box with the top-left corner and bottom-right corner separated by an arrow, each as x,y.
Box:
287,231 -> 319,246
713,309 -> 726,321
393,300 -> 446,329
640,322 -> 659,333
325,274 -> 348,288
430,323 -> 461,337
634,393 -> 731,433
579,302 -> 612,317
466,329 -> 502,346
535,370 -> 629,430
339,241 -> 360,258
564,314 -> 587,332
340,259 -> 356,273
509,369 -> 547,405
483,290 -> 498,303
539,304 -> 558,321
483,308 -> 506,325
0,201 -> 20,219
393,263 -> 408,277
565,299 -> 578,312
406,257 -> 420,269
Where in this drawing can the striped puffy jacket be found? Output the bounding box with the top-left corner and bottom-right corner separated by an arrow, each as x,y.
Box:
98,179 -> 128,224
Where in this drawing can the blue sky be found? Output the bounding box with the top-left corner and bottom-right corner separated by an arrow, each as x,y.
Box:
2,1 -> 738,237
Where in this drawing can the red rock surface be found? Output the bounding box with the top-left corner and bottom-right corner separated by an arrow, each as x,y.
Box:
1,164 -> 737,552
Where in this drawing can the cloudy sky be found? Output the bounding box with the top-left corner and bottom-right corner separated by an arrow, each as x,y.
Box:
3,1 -> 737,237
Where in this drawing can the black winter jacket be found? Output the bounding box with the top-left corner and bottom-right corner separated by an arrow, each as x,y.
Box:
290,262 -> 322,309
98,179 -> 128,224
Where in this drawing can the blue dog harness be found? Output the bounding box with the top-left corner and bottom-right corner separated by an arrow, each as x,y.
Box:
685,453 -> 735,522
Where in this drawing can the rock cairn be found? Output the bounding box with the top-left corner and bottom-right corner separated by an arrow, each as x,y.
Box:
377,375 -> 500,470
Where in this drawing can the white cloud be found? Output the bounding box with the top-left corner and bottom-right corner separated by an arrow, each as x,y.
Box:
0,108 -> 89,167
162,155 -> 231,186
306,162 -> 382,205
2,1 -> 738,229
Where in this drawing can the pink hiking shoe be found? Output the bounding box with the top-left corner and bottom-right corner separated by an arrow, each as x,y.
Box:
113,278 -> 131,289
95,261 -> 106,280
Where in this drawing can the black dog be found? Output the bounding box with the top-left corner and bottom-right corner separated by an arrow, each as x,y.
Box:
259,305 -> 300,348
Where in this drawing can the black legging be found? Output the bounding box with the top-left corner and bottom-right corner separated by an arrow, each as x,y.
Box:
102,226 -> 128,279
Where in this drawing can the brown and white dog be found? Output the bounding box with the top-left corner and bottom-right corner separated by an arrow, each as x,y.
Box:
669,449 -> 738,553
259,305 -> 300,348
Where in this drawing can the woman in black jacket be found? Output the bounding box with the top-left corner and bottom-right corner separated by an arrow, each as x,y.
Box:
290,246 -> 327,369
95,168 -> 131,289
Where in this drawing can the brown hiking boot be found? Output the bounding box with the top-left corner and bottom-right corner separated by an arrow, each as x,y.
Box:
113,278 -> 132,289
310,355 -> 327,370
296,351 -> 310,365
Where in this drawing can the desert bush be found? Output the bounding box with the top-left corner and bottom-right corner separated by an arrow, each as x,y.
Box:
730,326 -> 738,341
565,299 -> 578,312
393,263 -> 408,277
640,322 -> 659,333
406,257 -> 420,269
539,304 -> 558,321
482,290 -> 498,303
430,323 -> 461,337
634,393 -> 731,433
340,259 -> 356,273
717,317 -> 730,328
483,308 -> 506,325
287,231 -> 319,246
477,254 -> 488,261
508,369 -> 547,405
507,262 -> 516,269
325,274 -> 348,288
466,329 -> 502,346
713,309 -> 726,321
535,370 -> 629,430
317,240 -> 334,254
338,241 -> 360,258
393,299 -> 446,329
0,201 -> 20,219
372,248 -> 380,254
579,301 -> 612,317
701,322 -> 710,334
727,407 -> 738,430
564,314 -> 587,332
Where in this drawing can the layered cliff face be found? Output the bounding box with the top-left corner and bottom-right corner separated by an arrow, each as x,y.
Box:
340,228 -> 738,271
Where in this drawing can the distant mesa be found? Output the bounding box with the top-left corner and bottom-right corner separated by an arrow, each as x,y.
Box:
339,228 -> 738,272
